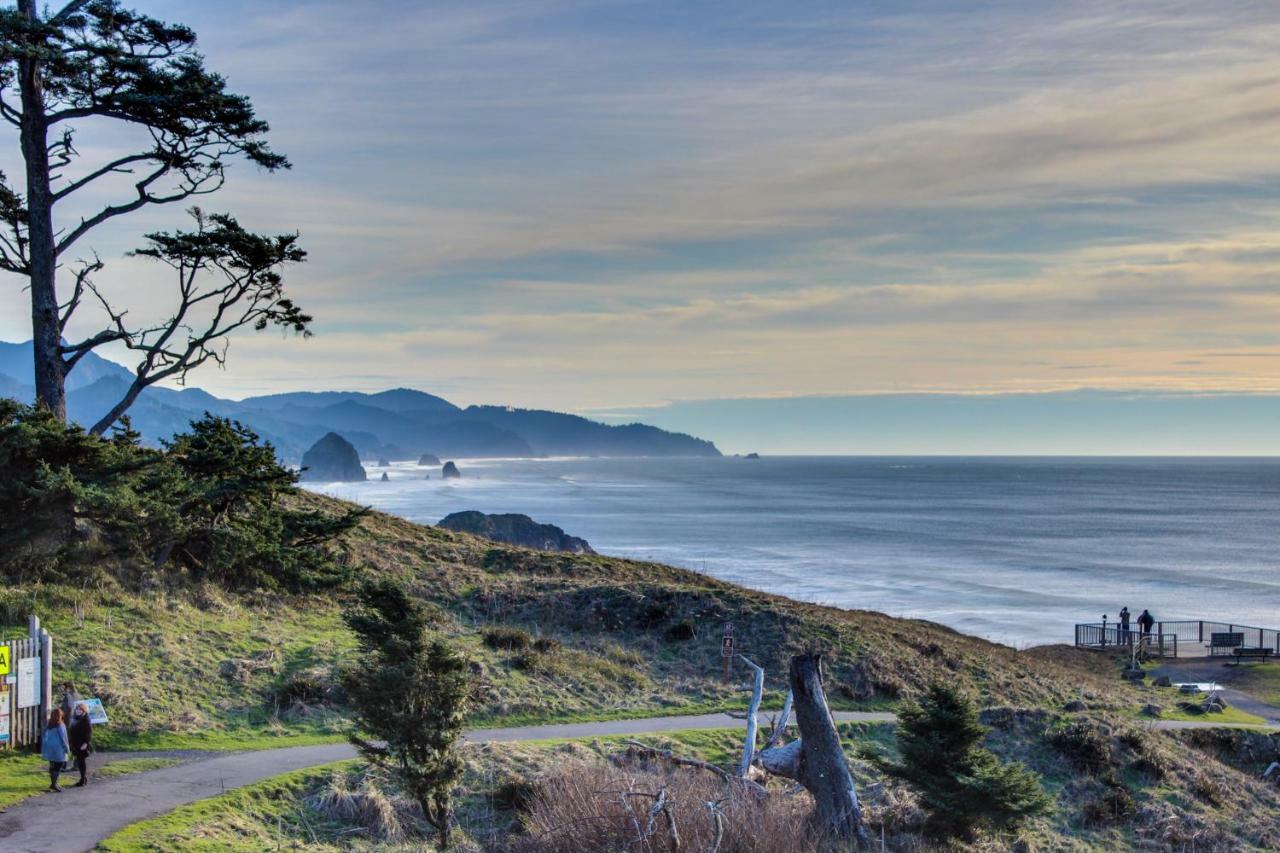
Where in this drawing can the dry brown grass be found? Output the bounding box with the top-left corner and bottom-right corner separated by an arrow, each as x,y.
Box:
308,766 -> 424,843
504,762 -> 824,853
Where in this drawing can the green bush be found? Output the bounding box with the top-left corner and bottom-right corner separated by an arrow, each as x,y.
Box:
0,402 -> 361,591
1048,721 -> 1113,773
664,620 -> 696,642
1082,776 -> 1135,824
873,682 -> 1052,840
482,626 -> 533,651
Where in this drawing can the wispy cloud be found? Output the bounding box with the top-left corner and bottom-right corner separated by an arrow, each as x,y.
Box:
2,0 -> 1279,412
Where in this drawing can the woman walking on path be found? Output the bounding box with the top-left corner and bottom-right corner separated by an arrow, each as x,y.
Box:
69,703 -> 92,786
41,708 -> 69,792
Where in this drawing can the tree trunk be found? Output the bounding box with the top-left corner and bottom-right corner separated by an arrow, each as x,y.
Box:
17,0 -> 65,420
764,653 -> 867,845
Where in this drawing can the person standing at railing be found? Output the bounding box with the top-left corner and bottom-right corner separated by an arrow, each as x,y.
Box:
1138,609 -> 1155,639
1119,607 -> 1131,644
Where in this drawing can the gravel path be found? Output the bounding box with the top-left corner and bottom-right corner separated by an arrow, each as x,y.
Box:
0,709 -> 1271,852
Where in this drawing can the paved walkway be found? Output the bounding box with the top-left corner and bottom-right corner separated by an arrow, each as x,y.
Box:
0,709 -> 1271,852
0,711 -> 893,853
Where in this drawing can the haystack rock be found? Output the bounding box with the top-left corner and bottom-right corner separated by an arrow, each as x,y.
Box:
300,433 -> 366,482
438,511 -> 595,554
442,461 -> 461,479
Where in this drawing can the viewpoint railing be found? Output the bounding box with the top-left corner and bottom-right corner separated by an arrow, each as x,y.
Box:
1152,620 -> 1280,653
1073,623 -> 1178,657
1074,618 -> 1280,658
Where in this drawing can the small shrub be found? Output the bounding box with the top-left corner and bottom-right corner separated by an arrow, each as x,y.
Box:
310,768 -> 421,842
512,649 -> 563,675
1129,755 -> 1168,781
636,599 -> 674,628
1048,721 -> 1112,773
1082,777 -> 1135,824
492,775 -> 542,813
510,762 -> 821,852
274,667 -> 336,707
532,636 -> 562,654
664,620 -> 696,642
483,626 -> 533,651
1191,772 -> 1226,805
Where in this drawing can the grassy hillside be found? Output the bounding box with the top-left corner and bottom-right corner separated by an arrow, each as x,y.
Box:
5,492 -> 1280,847
1,491 -> 1136,748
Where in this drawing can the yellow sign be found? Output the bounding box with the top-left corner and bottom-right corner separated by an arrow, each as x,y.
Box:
0,647 -> 10,676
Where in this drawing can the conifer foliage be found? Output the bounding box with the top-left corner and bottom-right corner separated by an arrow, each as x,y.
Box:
342,580 -> 471,849
876,682 -> 1052,839
0,400 -> 360,589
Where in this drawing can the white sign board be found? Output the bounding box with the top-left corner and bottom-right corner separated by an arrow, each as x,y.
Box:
16,657 -> 38,709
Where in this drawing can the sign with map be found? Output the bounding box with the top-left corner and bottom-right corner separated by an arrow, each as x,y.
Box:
82,697 -> 109,725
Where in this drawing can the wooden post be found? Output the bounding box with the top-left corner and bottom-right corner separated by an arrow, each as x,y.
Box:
720,624 -> 734,685
38,625 -> 52,734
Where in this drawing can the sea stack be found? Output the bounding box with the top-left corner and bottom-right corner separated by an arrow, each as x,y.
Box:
419,453 -> 441,466
377,457 -> 391,466
442,461 -> 461,479
299,433 -> 366,482
438,511 -> 595,554
380,472 -> 389,481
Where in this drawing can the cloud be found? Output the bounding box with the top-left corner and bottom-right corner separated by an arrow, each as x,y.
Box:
4,0 -> 1280,413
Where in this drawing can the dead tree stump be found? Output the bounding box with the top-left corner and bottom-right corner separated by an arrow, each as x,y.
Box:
758,652 -> 867,845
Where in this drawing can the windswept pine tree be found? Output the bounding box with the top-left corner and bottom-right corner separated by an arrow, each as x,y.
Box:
0,1 -> 308,428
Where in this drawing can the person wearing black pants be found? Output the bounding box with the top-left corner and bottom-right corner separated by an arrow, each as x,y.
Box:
41,708 -> 69,792
69,703 -> 93,786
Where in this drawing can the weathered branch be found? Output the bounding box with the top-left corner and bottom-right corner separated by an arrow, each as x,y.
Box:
737,655 -> 765,778
52,152 -> 156,202
613,741 -> 766,798
764,689 -> 793,751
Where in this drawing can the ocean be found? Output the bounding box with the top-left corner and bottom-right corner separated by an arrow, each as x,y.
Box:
306,456 -> 1280,647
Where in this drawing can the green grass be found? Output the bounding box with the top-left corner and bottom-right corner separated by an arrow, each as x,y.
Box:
1158,703 -> 1269,726
95,723 -> 900,852
1223,663 -> 1280,707
97,761 -> 352,852
0,752 -> 182,811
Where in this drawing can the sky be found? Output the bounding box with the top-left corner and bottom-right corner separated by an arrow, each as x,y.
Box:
2,0 -> 1280,451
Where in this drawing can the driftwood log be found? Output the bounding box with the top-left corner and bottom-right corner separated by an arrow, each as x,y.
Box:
754,652 -> 867,845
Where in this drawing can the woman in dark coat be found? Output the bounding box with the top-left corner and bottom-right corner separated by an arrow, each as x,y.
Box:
68,702 -> 93,786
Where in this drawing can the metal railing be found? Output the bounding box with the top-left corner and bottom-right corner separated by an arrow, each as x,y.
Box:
1075,618 -> 1280,657
1152,620 -> 1280,653
1073,623 -> 1178,657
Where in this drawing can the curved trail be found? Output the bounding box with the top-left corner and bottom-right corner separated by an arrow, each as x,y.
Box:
0,711 -> 1269,853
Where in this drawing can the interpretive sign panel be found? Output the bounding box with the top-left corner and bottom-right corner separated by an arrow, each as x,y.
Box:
16,657 -> 37,709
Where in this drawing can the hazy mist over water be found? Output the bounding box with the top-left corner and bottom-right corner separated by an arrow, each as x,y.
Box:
308,456 -> 1280,647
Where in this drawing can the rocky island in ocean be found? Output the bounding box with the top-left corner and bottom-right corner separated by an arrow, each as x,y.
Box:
299,432 -> 366,482
437,510 -> 595,553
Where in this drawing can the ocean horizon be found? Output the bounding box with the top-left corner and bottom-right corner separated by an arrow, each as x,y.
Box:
306,455 -> 1280,648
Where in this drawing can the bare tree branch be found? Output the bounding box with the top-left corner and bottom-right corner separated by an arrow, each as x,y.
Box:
82,208 -> 308,434
737,655 -> 765,778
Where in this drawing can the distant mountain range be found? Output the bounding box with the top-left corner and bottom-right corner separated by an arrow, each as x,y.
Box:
0,340 -> 720,461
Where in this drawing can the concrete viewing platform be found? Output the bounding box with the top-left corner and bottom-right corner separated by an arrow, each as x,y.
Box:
1074,618 -> 1280,659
